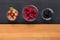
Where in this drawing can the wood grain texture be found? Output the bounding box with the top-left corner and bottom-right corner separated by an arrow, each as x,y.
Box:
0,24 -> 60,40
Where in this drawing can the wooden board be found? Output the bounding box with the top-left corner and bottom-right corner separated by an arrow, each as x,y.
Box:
0,24 -> 60,40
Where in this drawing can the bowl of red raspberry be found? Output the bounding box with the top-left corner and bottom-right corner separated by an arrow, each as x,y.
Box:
22,5 -> 38,22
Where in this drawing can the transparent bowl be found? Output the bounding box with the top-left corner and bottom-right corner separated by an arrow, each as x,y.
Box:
41,8 -> 54,20
22,5 -> 38,22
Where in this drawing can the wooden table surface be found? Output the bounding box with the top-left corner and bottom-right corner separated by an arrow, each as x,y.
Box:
0,24 -> 60,40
